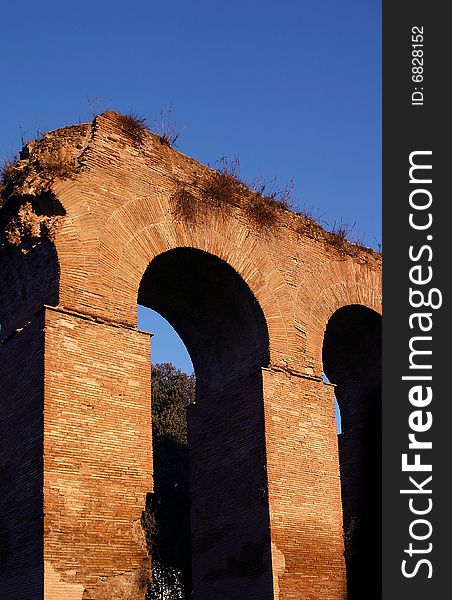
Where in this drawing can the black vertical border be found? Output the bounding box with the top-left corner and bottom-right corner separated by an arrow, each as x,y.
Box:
383,3 -> 450,598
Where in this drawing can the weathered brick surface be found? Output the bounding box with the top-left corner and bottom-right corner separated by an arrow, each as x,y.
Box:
0,111 -> 382,599
0,316 -> 44,600
262,370 -> 347,599
188,373 -> 273,600
43,308 -> 152,600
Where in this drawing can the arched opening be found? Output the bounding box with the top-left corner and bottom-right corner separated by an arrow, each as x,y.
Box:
138,306 -> 193,373
322,305 -> 382,600
138,248 -> 273,600
323,373 -> 342,434
138,307 -> 193,598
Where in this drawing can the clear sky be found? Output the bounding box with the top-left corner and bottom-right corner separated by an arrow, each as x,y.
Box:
1,0 -> 381,383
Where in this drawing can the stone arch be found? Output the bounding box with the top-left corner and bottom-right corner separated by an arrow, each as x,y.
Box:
138,246 -> 274,599
322,304 -> 382,600
296,276 -> 382,376
53,182 -> 301,368
104,216 -> 298,368
138,247 -> 270,382
51,183 -> 89,312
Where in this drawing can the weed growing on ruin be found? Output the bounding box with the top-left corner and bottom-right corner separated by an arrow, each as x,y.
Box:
172,188 -> 200,222
250,175 -> 294,210
153,105 -> 182,148
216,155 -> 241,180
117,112 -> 150,146
0,155 -> 19,186
245,193 -> 278,228
327,219 -> 356,252
203,156 -> 244,212
87,96 -> 112,118
1,148 -> 78,209
200,156 -> 297,229
39,154 -> 77,180
297,202 -> 325,223
245,175 -> 294,229
1,155 -> 23,207
330,219 -> 354,241
321,220 -> 375,258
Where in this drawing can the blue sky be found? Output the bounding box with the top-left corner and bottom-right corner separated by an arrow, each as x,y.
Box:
1,0 -> 381,381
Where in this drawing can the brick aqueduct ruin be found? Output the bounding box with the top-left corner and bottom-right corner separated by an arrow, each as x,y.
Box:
0,113 -> 381,600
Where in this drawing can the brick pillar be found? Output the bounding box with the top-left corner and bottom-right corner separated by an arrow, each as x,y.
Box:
262,368 -> 347,600
42,307 -> 153,600
0,315 -> 45,600
188,371 -> 274,600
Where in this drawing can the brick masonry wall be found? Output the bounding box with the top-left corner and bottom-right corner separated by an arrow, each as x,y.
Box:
188,372 -> 274,600
0,111 -> 382,599
262,369 -> 347,600
43,308 -> 152,600
0,315 -> 44,600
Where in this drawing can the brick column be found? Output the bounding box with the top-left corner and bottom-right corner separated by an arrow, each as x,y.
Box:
42,307 -> 153,600
0,315 -> 45,600
188,371 -> 274,600
262,368 -> 347,600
